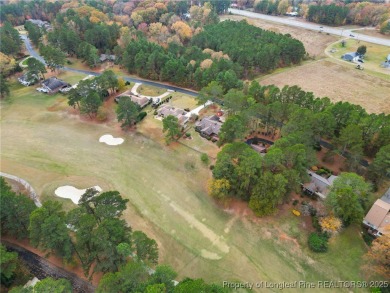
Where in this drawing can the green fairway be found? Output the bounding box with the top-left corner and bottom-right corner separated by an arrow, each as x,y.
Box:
1,83 -> 370,292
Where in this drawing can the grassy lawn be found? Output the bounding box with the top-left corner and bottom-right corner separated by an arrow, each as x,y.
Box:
328,39 -> 390,77
168,93 -> 199,110
137,84 -> 167,97
1,82 -> 371,291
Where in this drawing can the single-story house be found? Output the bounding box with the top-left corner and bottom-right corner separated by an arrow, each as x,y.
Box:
157,104 -> 189,125
341,52 -> 359,61
195,115 -> 223,139
99,54 -> 116,63
18,73 -> 39,86
363,187 -> 390,237
302,171 -> 338,199
115,90 -> 151,109
26,19 -> 52,31
41,77 -> 70,94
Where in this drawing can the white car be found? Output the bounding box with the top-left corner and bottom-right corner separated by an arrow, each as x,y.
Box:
36,87 -> 49,93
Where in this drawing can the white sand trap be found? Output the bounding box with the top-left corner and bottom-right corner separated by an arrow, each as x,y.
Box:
99,134 -> 124,146
55,185 -> 102,204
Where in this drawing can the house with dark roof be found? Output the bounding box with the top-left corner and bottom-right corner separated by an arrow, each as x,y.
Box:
302,171 -> 338,199
41,77 -> 70,94
115,90 -> 151,109
157,104 -> 189,125
363,187 -> 390,237
195,115 -> 223,140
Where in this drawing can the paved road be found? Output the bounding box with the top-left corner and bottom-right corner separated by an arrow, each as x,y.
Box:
21,36 -> 198,97
229,9 -> 390,47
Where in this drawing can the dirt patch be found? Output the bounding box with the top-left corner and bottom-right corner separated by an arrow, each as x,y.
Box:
259,59 -> 390,114
221,15 -> 338,58
316,147 -> 346,175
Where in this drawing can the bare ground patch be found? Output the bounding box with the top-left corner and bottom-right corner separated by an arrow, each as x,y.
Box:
221,15 -> 338,58
259,59 -> 390,114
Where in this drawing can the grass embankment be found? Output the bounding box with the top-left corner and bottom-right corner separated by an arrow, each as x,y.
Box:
1,81 -> 370,292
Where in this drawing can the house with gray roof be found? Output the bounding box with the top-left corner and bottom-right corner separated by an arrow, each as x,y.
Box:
302,170 -> 338,199
195,115 -> 223,139
41,77 -> 70,94
115,90 -> 151,109
363,187 -> 390,237
341,52 -> 359,61
157,104 -> 189,125
99,54 -> 116,63
26,19 -> 52,31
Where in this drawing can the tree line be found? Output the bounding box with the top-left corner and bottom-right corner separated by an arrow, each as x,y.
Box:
252,0 -> 390,31
0,0 -> 62,25
0,178 -> 228,292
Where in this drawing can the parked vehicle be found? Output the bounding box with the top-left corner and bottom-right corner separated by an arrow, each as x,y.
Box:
36,87 -> 49,93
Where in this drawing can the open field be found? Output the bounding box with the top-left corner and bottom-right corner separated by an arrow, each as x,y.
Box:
220,15 -> 338,58
1,82 -> 371,291
259,59 -> 390,114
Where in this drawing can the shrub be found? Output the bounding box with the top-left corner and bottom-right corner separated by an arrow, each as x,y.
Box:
209,165 -> 214,170
312,216 -> 322,232
362,232 -> 375,246
125,81 -> 130,86
308,232 -> 329,252
200,153 -> 209,165
137,112 -> 147,122
185,132 -> 191,138
66,59 -> 72,65
292,199 -> 299,206
96,107 -> 108,122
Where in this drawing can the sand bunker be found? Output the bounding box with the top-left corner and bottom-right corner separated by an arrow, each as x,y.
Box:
55,185 -> 102,204
99,134 -> 124,146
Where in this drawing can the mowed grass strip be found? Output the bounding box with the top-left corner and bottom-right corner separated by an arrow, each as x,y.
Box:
1,83 -> 369,291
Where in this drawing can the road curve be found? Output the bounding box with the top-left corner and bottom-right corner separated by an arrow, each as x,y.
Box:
228,8 -> 390,47
21,36 -> 197,97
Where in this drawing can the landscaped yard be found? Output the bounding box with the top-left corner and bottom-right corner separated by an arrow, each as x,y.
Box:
327,39 -> 390,76
1,82 -> 371,292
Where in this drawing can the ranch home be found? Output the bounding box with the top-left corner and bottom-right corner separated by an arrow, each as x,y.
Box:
301,171 -> 338,199
195,115 -> 223,141
157,104 -> 189,126
115,90 -> 151,109
363,187 -> 390,237
41,77 -> 70,94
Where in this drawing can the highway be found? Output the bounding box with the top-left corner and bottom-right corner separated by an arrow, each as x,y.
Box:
229,8 -> 390,47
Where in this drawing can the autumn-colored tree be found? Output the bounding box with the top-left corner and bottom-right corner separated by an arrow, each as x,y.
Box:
208,178 -> 231,199
363,226 -> 390,279
171,21 -> 192,42
319,215 -> 342,235
200,59 -> 213,69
